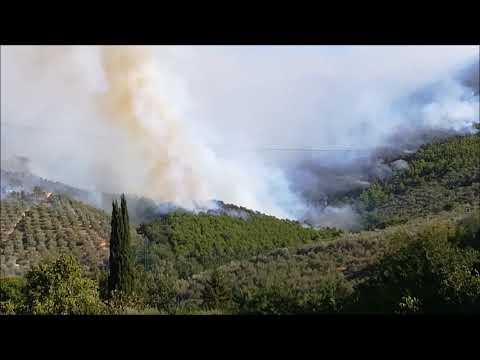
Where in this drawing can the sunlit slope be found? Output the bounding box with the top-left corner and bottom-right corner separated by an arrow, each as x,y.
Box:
139,205 -> 343,277
357,133 -> 480,228
1,192 -> 110,276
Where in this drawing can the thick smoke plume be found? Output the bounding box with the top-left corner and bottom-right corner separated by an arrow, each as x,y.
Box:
1,46 -> 295,219
1,46 -> 479,229
97,46 -> 214,205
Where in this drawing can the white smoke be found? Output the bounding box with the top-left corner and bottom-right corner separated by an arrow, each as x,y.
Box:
0,45 -> 298,219
305,205 -> 362,231
1,45 -> 479,228
417,79 -> 478,131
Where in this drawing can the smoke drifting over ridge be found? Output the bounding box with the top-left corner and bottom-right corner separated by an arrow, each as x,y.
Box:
1,46 -> 297,219
1,46 -> 479,229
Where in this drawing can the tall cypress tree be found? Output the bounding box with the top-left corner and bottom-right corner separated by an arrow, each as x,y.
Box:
108,195 -> 135,297
119,194 -> 134,295
108,200 -> 120,295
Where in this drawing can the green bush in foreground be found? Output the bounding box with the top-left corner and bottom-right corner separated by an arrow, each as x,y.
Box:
234,271 -> 352,315
454,212 -> 480,251
22,255 -> 104,315
146,262 -> 179,315
352,222 -> 480,314
0,277 -> 26,314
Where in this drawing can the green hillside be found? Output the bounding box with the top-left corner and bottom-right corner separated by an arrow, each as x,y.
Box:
358,133 -> 480,228
138,209 -> 342,277
0,192 -> 111,276
170,205 -> 479,314
1,131 -> 479,315
162,133 -> 480,314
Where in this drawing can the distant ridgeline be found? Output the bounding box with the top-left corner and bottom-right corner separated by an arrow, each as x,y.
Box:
0,168 -> 160,225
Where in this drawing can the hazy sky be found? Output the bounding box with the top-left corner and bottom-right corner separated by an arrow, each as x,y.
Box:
1,45 -> 478,222
146,45 -> 479,148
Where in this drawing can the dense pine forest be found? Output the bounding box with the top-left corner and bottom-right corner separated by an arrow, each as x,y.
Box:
1,131 -> 479,315
138,210 -> 342,277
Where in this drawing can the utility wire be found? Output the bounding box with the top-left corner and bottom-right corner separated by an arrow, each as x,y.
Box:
1,122 -> 375,152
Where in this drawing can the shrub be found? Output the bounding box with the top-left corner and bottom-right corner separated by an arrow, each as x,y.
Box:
0,277 -> 26,315
23,255 -> 104,315
146,262 -> 179,314
454,212 -> 480,250
353,222 -> 480,314
201,269 -> 233,311
234,272 -> 352,315
103,290 -> 145,315
396,295 -> 421,314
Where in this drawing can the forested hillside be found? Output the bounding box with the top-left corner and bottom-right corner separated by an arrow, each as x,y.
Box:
138,208 -> 342,277
177,206 -> 479,314
358,133 -> 480,228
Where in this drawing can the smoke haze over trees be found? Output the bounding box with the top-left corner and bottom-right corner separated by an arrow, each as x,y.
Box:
1,46 -> 478,229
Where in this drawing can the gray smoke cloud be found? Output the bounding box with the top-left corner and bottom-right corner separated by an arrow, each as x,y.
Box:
1,45 -> 478,229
